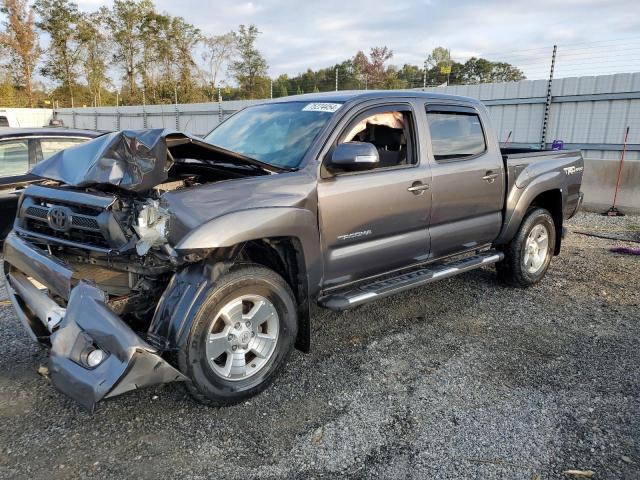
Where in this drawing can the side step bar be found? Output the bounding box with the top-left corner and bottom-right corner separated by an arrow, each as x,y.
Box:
318,250 -> 504,311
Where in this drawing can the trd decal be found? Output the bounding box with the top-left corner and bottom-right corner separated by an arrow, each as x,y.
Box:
563,166 -> 583,175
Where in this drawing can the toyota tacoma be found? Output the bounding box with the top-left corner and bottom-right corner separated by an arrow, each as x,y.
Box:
2,91 -> 584,410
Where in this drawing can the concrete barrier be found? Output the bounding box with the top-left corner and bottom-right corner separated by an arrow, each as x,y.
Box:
582,156 -> 639,214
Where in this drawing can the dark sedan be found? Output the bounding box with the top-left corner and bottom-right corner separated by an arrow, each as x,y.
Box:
0,128 -> 101,239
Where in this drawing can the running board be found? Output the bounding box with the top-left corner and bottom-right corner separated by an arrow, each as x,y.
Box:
318,251 -> 504,311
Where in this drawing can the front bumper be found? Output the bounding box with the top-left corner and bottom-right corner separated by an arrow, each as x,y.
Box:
3,232 -> 186,411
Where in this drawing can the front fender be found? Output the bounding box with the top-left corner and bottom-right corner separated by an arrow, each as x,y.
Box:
174,206 -> 322,299
495,171 -> 567,245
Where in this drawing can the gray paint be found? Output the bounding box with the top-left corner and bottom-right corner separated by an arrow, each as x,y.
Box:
3,90 -> 583,409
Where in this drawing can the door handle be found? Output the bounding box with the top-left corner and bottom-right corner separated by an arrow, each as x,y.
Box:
407,182 -> 430,194
482,171 -> 499,183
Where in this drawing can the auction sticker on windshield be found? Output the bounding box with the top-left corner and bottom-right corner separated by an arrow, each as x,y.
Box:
302,103 -> 342,113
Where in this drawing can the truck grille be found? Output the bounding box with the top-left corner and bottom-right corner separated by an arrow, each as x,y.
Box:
16,186 -> 131,252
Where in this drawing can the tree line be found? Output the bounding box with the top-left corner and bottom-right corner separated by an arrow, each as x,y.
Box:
0,0 -> 526,108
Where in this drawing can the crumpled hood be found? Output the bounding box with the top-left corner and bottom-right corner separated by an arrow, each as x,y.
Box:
31,129 -> 281,193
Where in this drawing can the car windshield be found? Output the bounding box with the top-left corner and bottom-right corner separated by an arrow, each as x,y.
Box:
204,101 -> 342,169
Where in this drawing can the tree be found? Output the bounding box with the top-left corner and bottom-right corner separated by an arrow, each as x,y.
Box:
427,46 -> 451,69
397,63 -> 423,88
0,0 -> 40,106
34,0 -> 85,107
167,15 -> 201,102
459,57 -> 525,84
77,10 -> 111,106
201,31 -> 235,93
105,0 -> 154,102
366,46 -> 393,88
229,24 -> 268,99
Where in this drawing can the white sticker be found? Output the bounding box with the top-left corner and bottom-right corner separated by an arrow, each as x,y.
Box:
302,102 -> 342,113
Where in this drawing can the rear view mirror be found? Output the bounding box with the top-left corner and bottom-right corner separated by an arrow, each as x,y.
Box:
326,142 -> 379,173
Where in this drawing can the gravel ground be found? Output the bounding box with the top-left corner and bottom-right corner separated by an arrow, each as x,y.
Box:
0,211 -> 638,479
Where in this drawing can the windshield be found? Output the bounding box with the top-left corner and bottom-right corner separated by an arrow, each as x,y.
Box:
204,101 -> 341,169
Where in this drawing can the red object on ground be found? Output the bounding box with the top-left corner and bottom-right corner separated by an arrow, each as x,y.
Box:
604,126 -> 630,216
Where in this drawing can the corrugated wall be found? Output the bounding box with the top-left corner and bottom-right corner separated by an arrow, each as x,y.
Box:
55,73 -> 640,212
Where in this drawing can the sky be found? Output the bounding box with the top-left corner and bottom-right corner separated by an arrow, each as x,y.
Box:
76,0 -> 640,83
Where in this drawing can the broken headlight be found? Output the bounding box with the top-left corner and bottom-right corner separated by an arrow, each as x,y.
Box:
134,200 -> 171,255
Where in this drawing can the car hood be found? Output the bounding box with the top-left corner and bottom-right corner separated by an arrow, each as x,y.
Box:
31,129 -> 282,193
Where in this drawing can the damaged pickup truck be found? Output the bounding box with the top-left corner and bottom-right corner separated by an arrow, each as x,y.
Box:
3,91 -> 584,410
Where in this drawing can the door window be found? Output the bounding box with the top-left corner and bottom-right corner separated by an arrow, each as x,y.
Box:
338,108 -> 416,169
0,139 -> 29,177
39,138 -> 87,161
426,111 -> 486,161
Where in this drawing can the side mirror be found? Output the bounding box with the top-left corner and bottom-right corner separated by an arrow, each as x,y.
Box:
326,142 -> 379,173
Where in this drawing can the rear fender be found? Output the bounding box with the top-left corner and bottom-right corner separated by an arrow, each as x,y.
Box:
495,171 -> 567,245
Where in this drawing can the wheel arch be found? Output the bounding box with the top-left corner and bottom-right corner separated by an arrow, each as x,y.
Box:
496,172 -> 566,255
529,189 -> 563,255
153,208 -> 320,353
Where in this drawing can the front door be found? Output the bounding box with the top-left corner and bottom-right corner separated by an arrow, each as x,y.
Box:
318,103 -> 432,288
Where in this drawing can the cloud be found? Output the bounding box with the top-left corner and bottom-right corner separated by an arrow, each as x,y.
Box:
76,0 -> 640,81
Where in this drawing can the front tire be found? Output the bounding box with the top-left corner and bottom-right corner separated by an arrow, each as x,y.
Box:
496,207 -> 556,287
178,265 -> 298,406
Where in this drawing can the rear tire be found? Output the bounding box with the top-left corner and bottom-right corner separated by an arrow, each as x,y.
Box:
496,207 -> 556,287
178,265 -> 298,406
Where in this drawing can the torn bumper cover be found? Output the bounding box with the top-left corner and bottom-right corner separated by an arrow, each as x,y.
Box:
3,232 -> 186,411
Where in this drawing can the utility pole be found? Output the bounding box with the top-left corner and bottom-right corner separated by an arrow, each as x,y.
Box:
270,79 -> 273,99
93,95 -> 98,130
115,92 -> 120,131
423,58 -> 427,88
335,66 -> 339,91
540,44 -> 557,150
447,48 -> 451,85
174,84 -> 179,130
218,86 -> 223,124
142,87 -> 147,129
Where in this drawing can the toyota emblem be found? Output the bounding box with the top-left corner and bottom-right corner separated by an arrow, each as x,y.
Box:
48,206 -> 71,231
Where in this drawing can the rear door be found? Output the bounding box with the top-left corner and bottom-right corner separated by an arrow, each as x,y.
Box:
317,102 -> 432,288
424,104 -> 504,259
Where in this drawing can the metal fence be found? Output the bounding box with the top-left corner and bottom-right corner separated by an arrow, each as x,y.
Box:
56,100 -> 264,137
55,72 -> 640,212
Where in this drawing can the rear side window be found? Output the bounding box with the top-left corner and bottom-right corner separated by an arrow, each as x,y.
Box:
39,138 -> 87,161
0,139 -> 29,177
0,116 -> 9,127
426,111 -> 486,161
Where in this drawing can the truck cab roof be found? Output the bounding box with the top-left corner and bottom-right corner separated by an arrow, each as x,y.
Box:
268,89 -> 482,106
